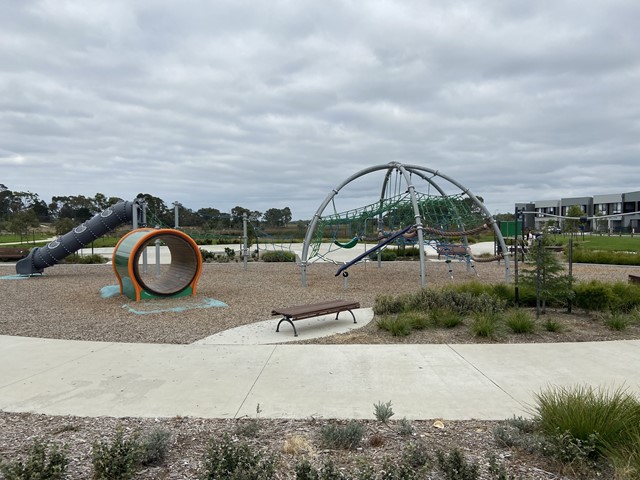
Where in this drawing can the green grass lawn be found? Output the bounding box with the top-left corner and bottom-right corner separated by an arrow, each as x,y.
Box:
559,234 -> 640,252
0,232 -> 52,244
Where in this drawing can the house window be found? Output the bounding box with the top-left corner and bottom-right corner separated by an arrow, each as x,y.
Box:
613,203 -> 622,214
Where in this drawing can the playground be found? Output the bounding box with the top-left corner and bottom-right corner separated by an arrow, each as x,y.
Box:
0,259 -> 637,345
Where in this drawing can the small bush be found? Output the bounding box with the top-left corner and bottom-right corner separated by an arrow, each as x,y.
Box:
609,282 -> 640,313
373,294 -> 411,315
605,313 -> 630,331
397,417 -> 414,436
470,311 -> 500,338
505,309 -> 535,334
139,427 -> 171,466
493,418 -> 547,454
402,440 -> 431,469
373,400 -> 395,423
199,248 -> 216,262
606,426 -> 640,480
319,421 -> 365,450
92,429 -> 143,480
0,439 -> 68,480
430,308 -> 464,328
401,311 -> 432,330
261,251 -> 296,262
376,315 -> 413,336
573,281 -> 614,312
534,384 -> 640,460
543,318 -> 563,332
63,253 -> 107,264
571,249 -> 640,266
369,249 -> 397,261
201,433 -> 276,479
435,448 -> 479,480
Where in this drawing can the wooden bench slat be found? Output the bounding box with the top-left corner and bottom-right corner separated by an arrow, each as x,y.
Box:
272,300 -> 360,319
272,299 -> 360,337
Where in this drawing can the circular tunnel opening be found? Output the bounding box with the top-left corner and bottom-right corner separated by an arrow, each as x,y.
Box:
132,232 -> 200,297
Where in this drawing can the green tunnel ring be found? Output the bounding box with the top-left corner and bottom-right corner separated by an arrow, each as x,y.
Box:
113,228 -> 203,301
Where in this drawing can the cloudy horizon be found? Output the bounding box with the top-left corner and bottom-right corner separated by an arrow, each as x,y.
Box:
2,0 -> 639,220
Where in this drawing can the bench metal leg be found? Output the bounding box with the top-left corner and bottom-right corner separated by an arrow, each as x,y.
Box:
276,317 -> 298,337
335,309 -> 357,324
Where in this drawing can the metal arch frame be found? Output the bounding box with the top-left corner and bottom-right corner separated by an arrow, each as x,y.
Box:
300,161 -> 511,287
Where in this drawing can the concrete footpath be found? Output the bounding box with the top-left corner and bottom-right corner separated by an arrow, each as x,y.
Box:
1,334 -> 639,420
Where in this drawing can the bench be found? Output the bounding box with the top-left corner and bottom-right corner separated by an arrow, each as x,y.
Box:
272,300 -> 361,337
0,247 -> 30,261
436,245 -> 469,259
629,275 -> 640,285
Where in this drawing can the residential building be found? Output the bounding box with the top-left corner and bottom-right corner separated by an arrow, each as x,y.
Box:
517,190 -> 640,233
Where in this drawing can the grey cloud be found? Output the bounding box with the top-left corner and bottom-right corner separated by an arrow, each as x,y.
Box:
1,0 -> 639,219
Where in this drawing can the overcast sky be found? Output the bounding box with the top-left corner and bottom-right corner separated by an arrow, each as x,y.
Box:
1,0 -> 639,220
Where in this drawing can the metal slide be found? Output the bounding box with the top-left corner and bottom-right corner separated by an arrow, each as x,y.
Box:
16,201 -> 136,275
335,224 -> 415,277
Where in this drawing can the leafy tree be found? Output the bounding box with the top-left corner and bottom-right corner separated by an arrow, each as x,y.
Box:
263,207 -> 292,227
230,206 -> 251,228
594,211 -> 607,234
179,207 -> 205,227
53,217 -> 75,236
520,234 -> 573,315
564,205 -> 585,234
136,193 -> 171,226
93,193 -> 122,211
6,209 -> 40,241
50,195 -> 96,222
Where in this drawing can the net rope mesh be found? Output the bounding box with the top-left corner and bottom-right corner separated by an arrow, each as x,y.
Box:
308,192 -> 484,259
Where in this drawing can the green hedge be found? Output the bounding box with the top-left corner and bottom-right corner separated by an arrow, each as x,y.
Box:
569,249 -> 640,266
261,251 -> 296,262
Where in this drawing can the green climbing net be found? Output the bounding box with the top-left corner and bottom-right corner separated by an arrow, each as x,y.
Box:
308,192 -> 486,259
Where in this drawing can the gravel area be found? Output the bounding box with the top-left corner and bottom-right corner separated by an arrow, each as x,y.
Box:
1,260 -> 639,344
1,259 -> 638,478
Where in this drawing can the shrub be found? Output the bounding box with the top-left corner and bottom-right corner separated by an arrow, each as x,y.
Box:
401,311 -> 431,330
493,418 -> 548,454
139,427 -> 171,466
435,448 -> 479,480
504,309 -> 535,334
376,315 -> 413,336
402,440 -> 431,469
430,308 -> 464,328
261,251 -> 296,262
373,400 -> 395,423
609,282 -> 640,313
369,249 -> 397,261
571,249 -> 640,266
605,426 -> 640,480
470,311 -> 500,338
397,417 -> 414,436
200,248 -> 216,262
373,294 -> 411,315
605,313 -> 630,331
573,281 -> 614,312
63,253 -> 107,264
92,429 -> 143,480
319,421 -> 365,450
0,439 -> 68,480
534,384 -> 640,460
201,433 -> 276,479
543,318 -> 563,332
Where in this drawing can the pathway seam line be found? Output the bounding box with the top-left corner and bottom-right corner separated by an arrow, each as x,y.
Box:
234,344 -> 278,418
445,343 -> 526,409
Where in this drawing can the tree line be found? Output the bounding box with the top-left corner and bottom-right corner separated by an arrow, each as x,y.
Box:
0,184 -> 293,237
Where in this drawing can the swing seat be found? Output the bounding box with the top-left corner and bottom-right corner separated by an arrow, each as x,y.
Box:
334,236 -> 359,249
